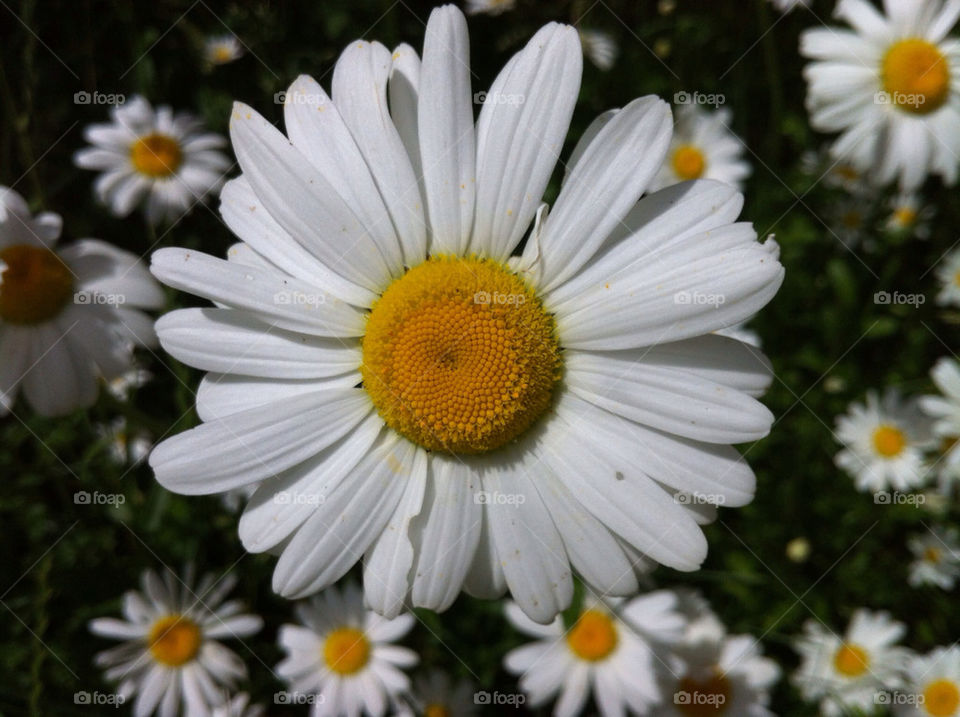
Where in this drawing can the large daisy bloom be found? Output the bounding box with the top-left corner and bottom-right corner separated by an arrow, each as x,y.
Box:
74,95 -> 230,223
0,186 -> 163,416
935,249 -> 960,306
907,525 -> 960,589
89,567 -> 263,717
835,388 -> 932,492
792,609 -> 909,716
800,0 -> 960,191
148,5 -> 783,624
895,646 -> 960,717
275,581 -> 418,717
649,104 -> 751,191
504,592 -> 688,715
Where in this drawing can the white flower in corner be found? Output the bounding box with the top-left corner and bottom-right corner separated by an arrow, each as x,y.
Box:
907,526 -> 960,589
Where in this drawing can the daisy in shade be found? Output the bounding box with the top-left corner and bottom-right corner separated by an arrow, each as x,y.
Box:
800,0 -> 960,191
464,0 -> 515,15
792,609 -> 909,716
97,416 -> 152,465
106,365 -> 152,401
829,194 -> 873,248
834,388 -> 933,492
580,29 -> 619,71
504,591 -> 688,715
74,95 -> 230,223
907,526 -> 960,589
936,249 -> 960,307
885,192 -> 934,238
649,104 -> 751,191
275,581 -> 418,717
204,35 -> 244,67
896,647 -> 960,717
148,5 -> 783,624
403,670 -> 478,716
211,693 -> 265,717
0,186 -> 163,417
801,146 -> 868,193
89,567 -> 262,717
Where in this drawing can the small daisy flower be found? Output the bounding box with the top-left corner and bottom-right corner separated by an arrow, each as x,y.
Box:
464,0 -> 515,15
835,388 -> 932,493
504,592 -> 688,715
908,526 -> 960,589
211,693 -> 265,717
405,670 -> 478,716
769,0 -> 811,12
74,95 -> 230,223
828,194 -> 873,248
896,646 -> 960,717
105,366 -> 152,401
650,104 -> 751,191
885,192 -> 934,238
97,416 -> 152,465
89,567 -> 262,717
580,29 -> 619,71
802,145 -> 870,193
801,0 -> 960,190
0,186 -> 163,417
792,609 -> 909,716
276,581 -> 418,717
204,34 -> 244,67
935,248 -> 960,307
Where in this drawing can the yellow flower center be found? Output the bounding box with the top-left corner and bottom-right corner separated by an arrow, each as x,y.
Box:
322,627 -> 370,675
894,207 -> 918,227
361,256 -> 561,454
672,144 -> 706,180
0,244 -> 74,325
424,705 -> 451,717
882,38 -> 951,115
833,643 -> 870,677
835,165 -> 860,181
130,133 -> 183,178
676,670 -> 733,716
147,615 -> 202,667
924,546 -> 943,563
872,424 -> 906,458
923,679 -> 960,717
566,609 -> 618,661
213,46 -> 234,63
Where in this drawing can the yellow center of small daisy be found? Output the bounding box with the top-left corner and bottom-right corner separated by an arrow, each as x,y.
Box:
872,424 -> 906,458
147,615 -> 202,667
676,670 -> 732,716
672,144 -> 706,180
894,207 -> 918,226
0,244 -> 74,325
213,46 -> 234,62
322,627 -> 370,675
566,609 -> 618,661
424,705 -> 451,717
923,679 -> 960,716
882,38 -> 951,114
924,546 -> 943,563
833,643 -> 870,677
130,133 -> 183,177
835,165 -> 860,181
361,256 -> 561,454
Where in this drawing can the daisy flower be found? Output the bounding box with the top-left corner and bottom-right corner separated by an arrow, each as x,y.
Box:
801,145 -> 870,193
404,670 -> 478,716
89,567 -> 262,717
921,358 -> 960,490
792,609 -> 909,716
800,0 -> 960,191
204,34 -> 244,67
907,526 -> 960,589
896,646 -> 960,717
649,104 -> 751,191
97,416 -> 152,465
885,192 -> 934,238
464,0 -> 515,15
834,388 -> 932,492
74,95 -> 230,223
275,581 -> 417,717
935,248 -> 960,307
0,186 -> 163,417
148,5 -> 783,623
106,366 -> 152,401
828,194 -> 873,248
769,0 -> 811,12
580,29 -> 619,71
504,592 -> 688,715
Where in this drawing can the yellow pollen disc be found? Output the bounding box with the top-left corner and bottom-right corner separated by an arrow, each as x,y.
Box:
148,615 -> 202,667
882,38 -> 951,115
0,244 -> 74,325
130,133 -> 183,177
676,670 -> 733,716
924,546 -> 942,563
424,705 -> 451,717
872,424 -> 906,458
672,144 -> 706,180
894,207 -> 918,227
833,643 -> 870,677
213,46 -> 233,62
361,256 -> 561,454
566,609 -> 618,661
923,679 -> 960,717
836,165 -> 860,181
322,627 -> 370,675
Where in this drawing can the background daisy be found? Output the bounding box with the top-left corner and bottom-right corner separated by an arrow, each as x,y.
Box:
896,646 -> 960,717
204,34 -> 244,67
